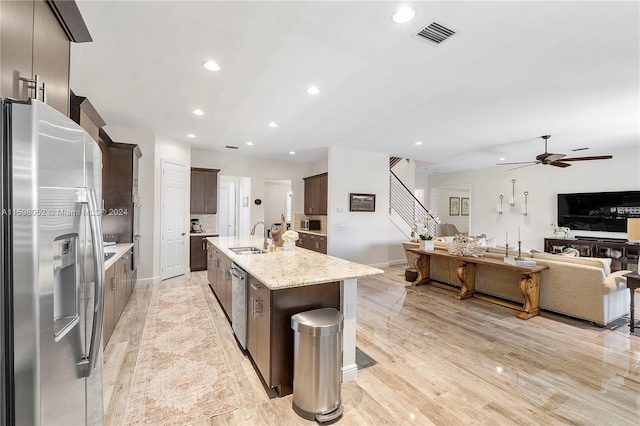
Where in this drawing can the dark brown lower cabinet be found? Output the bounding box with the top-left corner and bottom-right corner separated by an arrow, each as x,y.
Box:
246,278 -> 340,396
190,235 -> 208,271
297,232 -> 327,254
207,247 -> 232,319
103,251 -> 134,349
103,264 -> 116,349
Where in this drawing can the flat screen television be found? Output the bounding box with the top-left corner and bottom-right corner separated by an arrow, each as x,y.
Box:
557,190 -> 640,233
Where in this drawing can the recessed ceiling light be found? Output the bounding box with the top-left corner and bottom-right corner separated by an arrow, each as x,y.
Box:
192,109 -> 204,116
499,157 -> 506,161
306,85 -> 320,95
187,134 -> 196,138
415,141 -> 423,146
269,122 -> 278,128
289,151 -> 296,155
392,5 -> 416,24
246,141 -> 254,146
203,60 -> 220,71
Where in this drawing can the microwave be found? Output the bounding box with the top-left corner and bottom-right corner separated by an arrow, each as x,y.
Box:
301,219 -> 321,231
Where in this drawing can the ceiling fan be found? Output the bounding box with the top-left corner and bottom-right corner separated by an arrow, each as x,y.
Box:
498,135 -> 613,170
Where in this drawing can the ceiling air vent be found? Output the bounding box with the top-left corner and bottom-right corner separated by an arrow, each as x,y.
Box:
225,145 -> 239,150
414,21 -> 456,45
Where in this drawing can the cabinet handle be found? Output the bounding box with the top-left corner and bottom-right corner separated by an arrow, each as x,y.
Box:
250,282 -> 259,290
19,74 -> 45,102
40,79 -> 47,104
255,298 -> 262,317
111,277 -> 117,291
202,242 -> 206,251
251,297 -> 256,319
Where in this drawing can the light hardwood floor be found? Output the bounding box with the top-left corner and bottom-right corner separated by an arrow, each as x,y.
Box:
103,265 -> 640,425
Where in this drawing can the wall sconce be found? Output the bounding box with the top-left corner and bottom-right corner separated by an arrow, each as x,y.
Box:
497,195 -> 503,215
509,179 -> 516,206
522,191 -> 529,216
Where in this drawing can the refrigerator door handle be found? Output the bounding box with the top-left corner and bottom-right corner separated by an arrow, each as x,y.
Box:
83,188 -> 105,377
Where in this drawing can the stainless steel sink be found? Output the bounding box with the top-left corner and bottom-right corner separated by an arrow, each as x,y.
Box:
229,247 -> 266,255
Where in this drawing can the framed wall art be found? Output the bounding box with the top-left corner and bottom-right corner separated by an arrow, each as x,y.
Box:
349,193 -> 376,212
461,198 -> 470,216
449,197 -> 460,216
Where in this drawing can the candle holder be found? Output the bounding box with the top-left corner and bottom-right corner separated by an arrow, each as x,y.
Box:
505,243 -> 510,258
516,241 -> 523,260
509,179 -> 516,206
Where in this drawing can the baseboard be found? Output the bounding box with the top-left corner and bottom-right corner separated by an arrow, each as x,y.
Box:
136,275 -> 161,286
369,261 -> 390,269
342,363 -> 358,382
388,259 -> 408,266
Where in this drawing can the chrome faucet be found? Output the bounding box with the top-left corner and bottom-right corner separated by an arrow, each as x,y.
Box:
250,221 -> 268,249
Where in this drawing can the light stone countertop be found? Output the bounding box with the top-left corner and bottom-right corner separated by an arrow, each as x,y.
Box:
294,229 -> 327,237
207,236 -> 383,290
104,243 -> 133,270
190,232 -> 220,237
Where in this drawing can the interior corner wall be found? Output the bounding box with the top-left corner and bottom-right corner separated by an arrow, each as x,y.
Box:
155,134 -> 191,280
102,126 -> 156,283
190,149 -> 311,233
430,185 -> 470,234
415,173 -> 430,205
389,158 -> 418,264
427,146 -> 640,251
328,146 -> 390,267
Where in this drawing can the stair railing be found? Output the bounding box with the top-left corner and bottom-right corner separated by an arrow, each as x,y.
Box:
389,170 -> 437,238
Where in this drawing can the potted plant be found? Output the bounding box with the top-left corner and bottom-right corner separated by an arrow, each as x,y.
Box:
415,212 -> 440,251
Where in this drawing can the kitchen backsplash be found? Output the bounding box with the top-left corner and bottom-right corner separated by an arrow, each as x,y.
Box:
191,214 -> 217,233
294,213 -> 327,234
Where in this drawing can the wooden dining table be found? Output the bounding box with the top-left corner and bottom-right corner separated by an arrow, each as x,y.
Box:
408,248 -> 549,319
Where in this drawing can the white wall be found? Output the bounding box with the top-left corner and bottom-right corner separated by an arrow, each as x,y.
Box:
430,185 -> 471,234
389,158 -> 418,264
102,126 -> 156,282
427,146 -> 640,251
191,149 -> 313,230
328,146 -> 390,267
265,180 -> 291,227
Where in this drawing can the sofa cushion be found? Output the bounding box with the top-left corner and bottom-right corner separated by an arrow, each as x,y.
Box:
531,252 -> 611,276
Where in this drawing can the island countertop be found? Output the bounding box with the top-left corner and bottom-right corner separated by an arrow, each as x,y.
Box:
207,236 -> 383,290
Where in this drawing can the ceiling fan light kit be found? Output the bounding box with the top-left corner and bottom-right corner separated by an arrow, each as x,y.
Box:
498,135 -> 613,171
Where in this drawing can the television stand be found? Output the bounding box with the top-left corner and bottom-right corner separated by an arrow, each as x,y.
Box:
544,237 -> 639,272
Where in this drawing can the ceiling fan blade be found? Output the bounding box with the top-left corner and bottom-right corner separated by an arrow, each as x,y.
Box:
560,155 -> 613,162
545,153 -> 566,163
497,161 -> 538,166
506,163 -> 539,171
550,161 -> 571,168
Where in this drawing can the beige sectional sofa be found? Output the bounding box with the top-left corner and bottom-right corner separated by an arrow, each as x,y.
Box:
403,240 -> 631,326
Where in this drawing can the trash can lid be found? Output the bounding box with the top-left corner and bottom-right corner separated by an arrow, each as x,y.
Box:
291,308 -> 344,336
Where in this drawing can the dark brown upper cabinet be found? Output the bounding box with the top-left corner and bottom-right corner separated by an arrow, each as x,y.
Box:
191,168 -> 220,214
303,173 -> 328,215
0,0 -> 91,117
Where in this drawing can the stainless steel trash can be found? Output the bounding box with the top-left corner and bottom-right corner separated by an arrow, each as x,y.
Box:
291,308 -> 344,422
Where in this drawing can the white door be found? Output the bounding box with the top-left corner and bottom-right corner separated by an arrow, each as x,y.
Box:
161,160 -> 186,280
219,179 -> 237,236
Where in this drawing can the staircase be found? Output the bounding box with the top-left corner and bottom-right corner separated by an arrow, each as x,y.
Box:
389,166 -> 437,240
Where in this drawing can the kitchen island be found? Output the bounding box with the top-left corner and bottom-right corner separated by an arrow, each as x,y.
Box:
206,236 -> 383,395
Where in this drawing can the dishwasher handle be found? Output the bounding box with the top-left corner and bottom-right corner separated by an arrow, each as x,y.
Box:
230,266 -> 245,281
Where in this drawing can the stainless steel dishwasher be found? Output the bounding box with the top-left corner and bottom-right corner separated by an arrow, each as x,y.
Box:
230,263 -> 248,349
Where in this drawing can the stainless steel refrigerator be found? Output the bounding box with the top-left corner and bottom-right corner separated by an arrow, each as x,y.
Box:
1,99 -> 105,425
